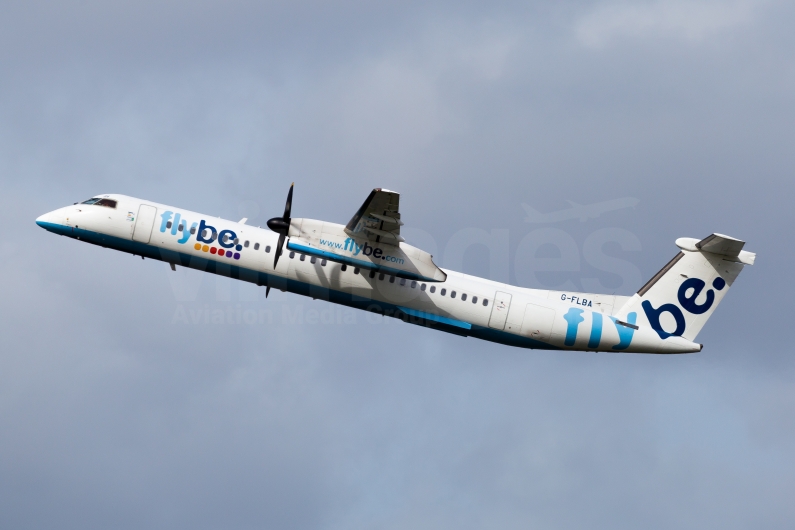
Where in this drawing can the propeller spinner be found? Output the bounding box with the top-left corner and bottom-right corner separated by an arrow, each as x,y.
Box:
266,182 -> 294,270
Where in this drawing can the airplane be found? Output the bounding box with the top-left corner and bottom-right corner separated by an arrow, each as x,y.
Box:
522,197 -> 640,223
35,186 -> 755,354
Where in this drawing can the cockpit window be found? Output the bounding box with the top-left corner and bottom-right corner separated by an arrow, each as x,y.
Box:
81,197 -> 117,208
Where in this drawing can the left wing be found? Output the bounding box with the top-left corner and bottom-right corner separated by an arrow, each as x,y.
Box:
345,188 -> 403,245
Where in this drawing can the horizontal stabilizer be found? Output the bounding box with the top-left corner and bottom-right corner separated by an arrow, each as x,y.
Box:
676,233 -> 756,265
697,233 -> 744,256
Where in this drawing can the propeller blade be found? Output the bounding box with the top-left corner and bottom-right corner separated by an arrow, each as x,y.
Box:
273,232 -> 285,268
266,285 -> 271,298
267,183 -> 294,270
283,182 -> 294,220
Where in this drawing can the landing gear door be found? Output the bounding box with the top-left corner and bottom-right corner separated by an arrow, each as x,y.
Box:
132,204 -> 157,243
488,291 -> 513,330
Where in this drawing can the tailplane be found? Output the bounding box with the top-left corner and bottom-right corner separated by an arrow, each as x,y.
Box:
615,234 -> 755,342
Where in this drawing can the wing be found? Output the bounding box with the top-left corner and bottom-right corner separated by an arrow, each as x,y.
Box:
344,188 -> 404,245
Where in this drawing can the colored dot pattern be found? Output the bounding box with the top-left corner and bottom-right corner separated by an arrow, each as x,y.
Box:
194,242 -> 240,260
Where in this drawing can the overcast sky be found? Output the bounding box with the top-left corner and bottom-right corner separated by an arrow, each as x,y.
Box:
2,1 -> 794,528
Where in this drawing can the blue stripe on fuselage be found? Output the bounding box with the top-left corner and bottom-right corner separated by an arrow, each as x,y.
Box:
397,306 -> 472,329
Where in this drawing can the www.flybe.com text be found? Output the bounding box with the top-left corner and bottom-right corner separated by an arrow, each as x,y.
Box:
319,238 -> 405,264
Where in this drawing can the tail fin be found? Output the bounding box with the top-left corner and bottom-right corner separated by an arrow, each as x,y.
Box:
615,234 -> 755,341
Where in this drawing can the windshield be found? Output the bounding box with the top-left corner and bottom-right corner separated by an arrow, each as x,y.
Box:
95,198 -> 117,208
81,197 -> 117,208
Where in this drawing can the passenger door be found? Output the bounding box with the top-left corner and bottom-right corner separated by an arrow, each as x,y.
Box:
132,205 -> 157,243
488,291 -> 512,330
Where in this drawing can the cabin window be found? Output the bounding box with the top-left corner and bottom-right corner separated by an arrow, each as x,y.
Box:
341,264 -> 348,271
310,256 -> 316,264
379,273 -> 385,281
472,296 -> 478,304
299,254 -> 306,261
166,221 -> 172,229
244,241 -> 249,248
289,251 -> 295,259
354,267 -> 360,274
178,224 -> 183,232
421,283 -> 426,291
450,291 -> 457,299
369,270 -> 376,278
440,288 -> 446,296
411,281 -> 417,288
254,243 -> 260,250
265,245 -> 271,253
321,259 -> 327,266
399,278 -> 406,286
430,286 -> 436,293
202,229 -> 212,239
483,299 -> 489,306
190,227 -> 196,235
389,275 -> 395,283
461,293 -> 467,301
234,238 -> 239,245
222,234 -> 230,244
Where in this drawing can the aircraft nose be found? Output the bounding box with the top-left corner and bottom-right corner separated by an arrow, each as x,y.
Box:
36,212 -> 51,228
36,209 -> 63,229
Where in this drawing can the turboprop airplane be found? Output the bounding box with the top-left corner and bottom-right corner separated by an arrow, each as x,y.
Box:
35,186 -> 755,354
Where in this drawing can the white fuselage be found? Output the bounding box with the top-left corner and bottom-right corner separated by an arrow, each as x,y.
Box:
36,194 -> 702,354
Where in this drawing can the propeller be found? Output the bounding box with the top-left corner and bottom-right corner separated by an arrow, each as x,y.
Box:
267,182 -> 294,271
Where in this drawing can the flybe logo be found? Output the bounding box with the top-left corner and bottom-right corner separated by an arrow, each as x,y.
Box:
642,276 -> 726,339
159,211 -> 243,260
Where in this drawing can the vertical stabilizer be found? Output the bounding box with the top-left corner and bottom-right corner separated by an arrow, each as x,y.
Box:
615,234 -> 755,341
